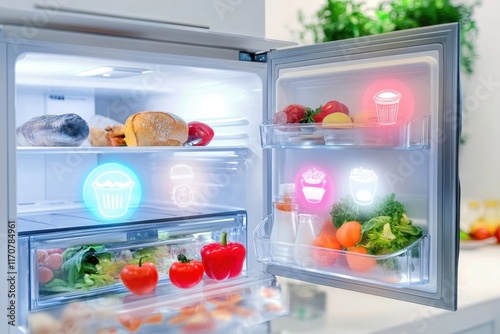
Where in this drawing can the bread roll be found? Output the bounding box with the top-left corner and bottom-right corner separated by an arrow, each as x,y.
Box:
124,111 -> 188,146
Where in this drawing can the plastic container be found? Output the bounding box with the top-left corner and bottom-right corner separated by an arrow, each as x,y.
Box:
270,183 -> 299,263
294,214 -> 321,266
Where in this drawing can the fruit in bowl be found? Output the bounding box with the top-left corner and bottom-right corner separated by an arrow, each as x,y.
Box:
495,226 -> 500,244
469,221 -> 493,240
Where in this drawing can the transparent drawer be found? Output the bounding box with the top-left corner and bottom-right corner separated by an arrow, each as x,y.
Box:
254,215 -> 430,287
33,234 -> 209,307
260,115 -> 430,149
28,212 -> 247,309
28,271 -> 286,334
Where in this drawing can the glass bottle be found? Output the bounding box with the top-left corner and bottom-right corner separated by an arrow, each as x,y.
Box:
294,214 -> 320,266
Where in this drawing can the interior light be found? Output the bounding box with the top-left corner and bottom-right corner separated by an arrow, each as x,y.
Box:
76,66 -> 152,78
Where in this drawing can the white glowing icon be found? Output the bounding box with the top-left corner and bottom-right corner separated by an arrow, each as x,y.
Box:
373,89 -> 402,125
170,164 -> 195,207
172,185 -> 195,207
301,168 -> 326,203
92,171 -> 136,218
349,167 -> 378,205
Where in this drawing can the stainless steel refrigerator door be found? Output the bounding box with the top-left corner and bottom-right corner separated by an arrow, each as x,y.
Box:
263,24 -> 460,310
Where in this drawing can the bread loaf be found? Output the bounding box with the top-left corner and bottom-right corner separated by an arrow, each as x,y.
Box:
124,111 -> 188,146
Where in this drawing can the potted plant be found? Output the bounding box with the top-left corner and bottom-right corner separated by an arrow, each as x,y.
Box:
297,0 -> 480,75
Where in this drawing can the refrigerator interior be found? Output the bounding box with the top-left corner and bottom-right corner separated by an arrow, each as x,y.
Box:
13,50 -> 279,333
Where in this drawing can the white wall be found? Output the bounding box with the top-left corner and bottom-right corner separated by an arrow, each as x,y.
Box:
265,0 -> 500,201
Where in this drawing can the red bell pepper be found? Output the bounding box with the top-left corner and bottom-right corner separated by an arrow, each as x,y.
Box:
200,231 -> 246,280
187,121 -> 215,146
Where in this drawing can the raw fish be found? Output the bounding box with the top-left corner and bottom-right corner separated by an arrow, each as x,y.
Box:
16,113 -> 89,147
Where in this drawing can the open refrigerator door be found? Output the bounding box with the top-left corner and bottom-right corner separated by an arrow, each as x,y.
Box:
255,23 -> 460,311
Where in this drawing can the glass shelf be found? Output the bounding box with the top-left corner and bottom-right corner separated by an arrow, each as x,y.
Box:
260,115 -> 430,149
16,145 -> 249,155
254,215 -> 430,288
28,271 -> 286,334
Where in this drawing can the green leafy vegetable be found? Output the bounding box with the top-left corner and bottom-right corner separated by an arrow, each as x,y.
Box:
330,194 -> 423,256
60,245 -> 114,289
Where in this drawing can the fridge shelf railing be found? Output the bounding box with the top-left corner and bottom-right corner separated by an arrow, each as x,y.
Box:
16,145 -> 250,155
28,270 -> 286,334
260,115 -> 431,149
254,214 -> 430,288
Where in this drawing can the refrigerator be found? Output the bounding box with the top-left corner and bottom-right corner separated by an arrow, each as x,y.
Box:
0,21 -> 461,334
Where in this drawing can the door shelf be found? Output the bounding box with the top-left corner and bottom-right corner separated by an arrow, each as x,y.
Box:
28,271 -> 286,334
260,115 -> 430,149
254,215 -> 430,288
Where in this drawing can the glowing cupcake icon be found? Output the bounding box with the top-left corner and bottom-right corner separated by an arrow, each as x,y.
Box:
373,89 -> 402,125
301,168 -> 327,203
92,170 -> 135,218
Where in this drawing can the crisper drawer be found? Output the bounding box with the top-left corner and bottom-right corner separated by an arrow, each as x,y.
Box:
27,271 -> 285,334
25,211 -> 247,310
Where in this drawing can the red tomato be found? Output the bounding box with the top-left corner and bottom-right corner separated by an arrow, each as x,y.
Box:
319,219 -> 337,236
313,100 -> 349,122
169,254 -> 204,289
187,121 -> 215,146
471,227 -> 492,240
312,233 -> 342,266
336,221 -> 362,248
120,258 -> 159,295
345,247 -> 377,272
273,104 -> 309,124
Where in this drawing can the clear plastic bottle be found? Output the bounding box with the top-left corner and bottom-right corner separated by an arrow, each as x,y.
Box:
270,183 -> 299,263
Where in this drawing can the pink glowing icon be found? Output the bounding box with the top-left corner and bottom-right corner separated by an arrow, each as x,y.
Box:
373,89 -> 402,125
301,168 -> 327,204
295,166 -> 334,212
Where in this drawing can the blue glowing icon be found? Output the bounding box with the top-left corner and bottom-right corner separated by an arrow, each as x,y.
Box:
83,163 -> 141,221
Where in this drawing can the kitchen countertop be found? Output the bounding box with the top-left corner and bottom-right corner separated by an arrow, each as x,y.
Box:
271,244 -> 500,334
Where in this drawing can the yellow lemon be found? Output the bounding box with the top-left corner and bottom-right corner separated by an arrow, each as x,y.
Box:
322,112 -> 353,128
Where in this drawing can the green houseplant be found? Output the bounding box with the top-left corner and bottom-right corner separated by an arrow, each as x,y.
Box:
298,0 -> 479,75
